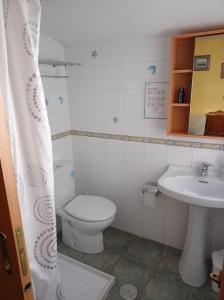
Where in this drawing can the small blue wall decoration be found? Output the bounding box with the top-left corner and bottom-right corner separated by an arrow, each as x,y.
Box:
70,170 -> 75,178
58,96 -> 63,104
147,65 -> 156,75
91,50 -> 98,58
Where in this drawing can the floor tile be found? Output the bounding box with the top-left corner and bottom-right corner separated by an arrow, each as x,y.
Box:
106,284 -> 124,300
112,257 -> 152,292
200,278 -> 215,294
142,272 -> 193,300
158,245 -> 181,275
124,236 -> 164,269
106,282 -> 142,300
81,250 -> 121,273
57,227 -> 215,300
57,237 -> 84,260
190,289 -> 218,300
104,227 -> 133,255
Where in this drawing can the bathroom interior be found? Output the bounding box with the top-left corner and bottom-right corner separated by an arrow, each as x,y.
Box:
1,1 -> 224,300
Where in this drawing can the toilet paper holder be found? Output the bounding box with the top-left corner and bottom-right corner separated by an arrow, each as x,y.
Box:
142,183 -> 160,197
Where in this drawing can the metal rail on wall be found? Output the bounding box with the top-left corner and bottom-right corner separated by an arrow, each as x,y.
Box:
39,59 -> 82,78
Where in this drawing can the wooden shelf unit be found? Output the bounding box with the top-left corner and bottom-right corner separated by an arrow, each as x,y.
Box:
171,103 -> 190,107
167,28 -> 224,137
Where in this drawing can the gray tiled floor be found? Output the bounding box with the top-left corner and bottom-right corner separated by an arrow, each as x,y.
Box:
57,227 -> 218,300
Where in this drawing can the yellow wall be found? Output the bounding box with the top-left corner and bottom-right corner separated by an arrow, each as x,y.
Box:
190,34 -> 224,116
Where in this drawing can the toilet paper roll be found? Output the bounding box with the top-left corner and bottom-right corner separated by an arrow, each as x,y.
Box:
143,190 -> 156,208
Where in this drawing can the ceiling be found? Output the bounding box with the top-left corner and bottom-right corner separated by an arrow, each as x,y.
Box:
40,0 -> 224,45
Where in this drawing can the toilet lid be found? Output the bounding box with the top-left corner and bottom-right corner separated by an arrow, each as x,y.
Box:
64,195 -> 117,222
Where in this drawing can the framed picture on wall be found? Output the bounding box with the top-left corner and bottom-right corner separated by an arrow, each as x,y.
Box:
144,82 -> 168,119
221,63 -> 224,79
193,55 -> 211,71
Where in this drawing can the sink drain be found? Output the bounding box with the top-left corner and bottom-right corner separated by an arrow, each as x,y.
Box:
120,283 -> 138,300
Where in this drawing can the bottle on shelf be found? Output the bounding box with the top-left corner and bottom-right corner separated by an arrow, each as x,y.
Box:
178,88 -> 185,103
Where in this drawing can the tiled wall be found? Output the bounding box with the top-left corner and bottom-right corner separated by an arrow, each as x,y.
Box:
39,32 -> 73,164
65,36 -> 224,253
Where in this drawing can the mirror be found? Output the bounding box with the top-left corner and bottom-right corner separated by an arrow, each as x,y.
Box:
188,34 -> 224,137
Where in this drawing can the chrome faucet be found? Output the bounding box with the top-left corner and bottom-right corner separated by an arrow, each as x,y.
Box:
200,162 -> 213,177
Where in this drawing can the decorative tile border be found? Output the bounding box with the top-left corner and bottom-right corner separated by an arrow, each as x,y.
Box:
51,130 -> 72,141
51,130 -> 224,151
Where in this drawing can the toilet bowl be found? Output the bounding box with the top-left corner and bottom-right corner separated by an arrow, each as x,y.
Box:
57,195 -> 117,254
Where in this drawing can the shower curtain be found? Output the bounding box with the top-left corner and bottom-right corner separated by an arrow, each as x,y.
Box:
0,1 -> 64,299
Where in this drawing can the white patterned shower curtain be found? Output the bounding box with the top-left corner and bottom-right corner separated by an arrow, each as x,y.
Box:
0,1 -> 64,299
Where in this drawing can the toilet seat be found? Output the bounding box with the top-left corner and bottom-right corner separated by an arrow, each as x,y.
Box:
64,195 -> 116,222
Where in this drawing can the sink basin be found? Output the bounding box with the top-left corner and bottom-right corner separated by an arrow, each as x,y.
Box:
158,165 -> 224,287
158,167 -> 224,208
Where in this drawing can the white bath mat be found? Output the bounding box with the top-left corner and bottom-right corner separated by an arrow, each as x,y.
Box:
58,253 -> 115,300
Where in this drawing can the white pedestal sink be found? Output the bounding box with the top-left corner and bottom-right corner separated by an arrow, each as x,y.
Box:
158,165 -> 224,287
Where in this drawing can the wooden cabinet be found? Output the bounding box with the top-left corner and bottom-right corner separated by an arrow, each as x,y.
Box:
167,28 -> 224,138
205,110 -> 224,137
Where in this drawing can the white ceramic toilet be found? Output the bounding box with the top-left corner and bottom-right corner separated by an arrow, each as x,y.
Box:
54,160 -> 117,254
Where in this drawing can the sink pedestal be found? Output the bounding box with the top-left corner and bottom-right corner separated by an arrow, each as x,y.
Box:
179,205 -> 209,287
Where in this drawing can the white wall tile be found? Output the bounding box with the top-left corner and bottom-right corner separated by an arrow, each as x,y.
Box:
66,42 -> 103,66
145,61 -> 169,83
112,213 -> 126,231
104,113 -> 124,134
125,218 -> 144,237
163,196 -> 188,249
124,141 -> 145,163
145,143 -> 168,166
85,157 -> 106,178
211,213 -> 224,251
85,137 -> 106,160
124,180 -> 143,221
124,162 -> 144,184
144,119 -> 167,138
146,35 -> 170,61
102,41 -> 125,65
192,148 -> 223,169
74,156 -> 87,177
124,114 -> 145,136
124,62 -> 145,89
144,164 -> 167,183
42,78 -> 68,91
71,111 -> 105,132
167,145 -> 193,167
106,139 -> 124,161
106,159 -> 124,180
45,90 -> 69,112
143,195 -> 164,243
68,90 -> 86,111
41,31 -> 75,205
124,39 -> 146,63
52,136 -> 73,160
86,175 -> 107,197
85,90 -> 104,111
69,90 -> 103,112
67,37 -> 224,252
102,65 -> 124,90
124,89 -> 144,114
70,66 -> 103,90
103,90 -> 124,112
48,110 -> 71,135
72,136 -> 87,160
105,176 -> 125,213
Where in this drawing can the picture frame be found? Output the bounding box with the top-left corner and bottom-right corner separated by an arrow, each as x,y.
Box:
144,82 -> 168,119
193,55 -> 211,71
221,63 -> 224,79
